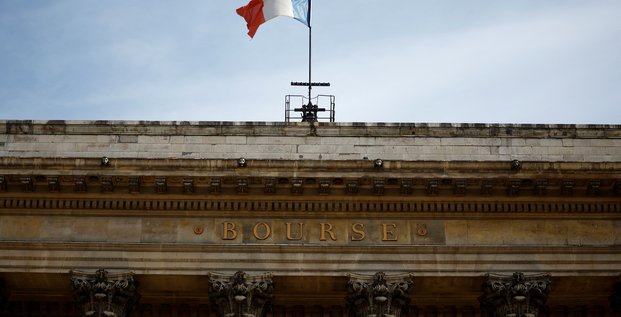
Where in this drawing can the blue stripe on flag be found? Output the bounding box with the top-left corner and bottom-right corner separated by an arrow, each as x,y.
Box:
291,0 -> 310,26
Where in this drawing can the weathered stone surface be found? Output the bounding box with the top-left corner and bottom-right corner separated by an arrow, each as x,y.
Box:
1,121 -> 620,161
0,120 -> 619,316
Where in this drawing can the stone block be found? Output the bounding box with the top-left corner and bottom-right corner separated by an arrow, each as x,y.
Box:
138,143 -> 173,153
561,139 -> 574,147
501,138 -> 527,146
561,154 -> 586,161
263,136 -> 303,145
97,135 -> 118,143
440,138 -> 500,146
566,221 -> 616,246
547,146 -> 580,156
225,136 -> 247,144
107,218 -> 142,242
382,137 -> 436,146
11,135 -> 38,142
141,219 -> 179,243
584,155 -> 618,162
321,137 -> 362,145
445,219 -> 617,246
6,142 -> 41,152
107,151 -> 139,158
109,143 -> 136,152
296,144 -> 336,154
221,125 -> 257,136
138,135 -> 171,144
63,135 -> 99,143
0,216 -> 43,240
195,152 -> 229,159
444,221 -> 469,245
199,144 -> 238,153
118,135 -> 138,143
334,144 -> 359,155
184,136 -> 208,144
335,153 -> 365,160
169,135 -> 184,144
526,138 -> 562,147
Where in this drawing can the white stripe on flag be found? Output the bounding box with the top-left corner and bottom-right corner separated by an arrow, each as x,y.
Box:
263,0 -> 294,21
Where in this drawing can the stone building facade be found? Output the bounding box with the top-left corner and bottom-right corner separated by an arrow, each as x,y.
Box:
0,120 -> 619,317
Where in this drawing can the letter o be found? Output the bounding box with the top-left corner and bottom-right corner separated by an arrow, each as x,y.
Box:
252,222 -> 272,240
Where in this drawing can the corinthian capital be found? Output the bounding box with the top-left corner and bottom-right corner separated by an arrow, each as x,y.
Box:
208,271 -> 274,317
70,269 -> 139,317
347,272 -> 414,317
480,272 -> 551,317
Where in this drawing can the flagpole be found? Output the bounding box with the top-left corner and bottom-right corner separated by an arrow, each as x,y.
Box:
307,0 -> 312,104
290,0 -> 330,123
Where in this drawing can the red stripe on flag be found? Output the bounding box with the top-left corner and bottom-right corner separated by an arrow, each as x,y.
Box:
236,0 -> 266,38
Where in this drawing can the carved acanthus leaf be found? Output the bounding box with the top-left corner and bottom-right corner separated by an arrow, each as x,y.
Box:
347,272 -> 414,317
208,271 -> 274,317
480,272 -> 551,317
70,269 -> 139,317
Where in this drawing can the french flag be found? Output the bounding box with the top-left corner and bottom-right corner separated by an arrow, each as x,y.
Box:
237,0 -> 310,38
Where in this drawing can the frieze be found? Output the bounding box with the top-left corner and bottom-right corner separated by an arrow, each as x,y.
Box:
196,219 -> 444,245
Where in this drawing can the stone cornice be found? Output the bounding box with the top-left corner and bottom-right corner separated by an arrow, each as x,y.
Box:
2,120 -> 621,138
1,159 -> 620,217
0,159 -> 620,201
2,157 -> 621,174
2,157 -> 620,172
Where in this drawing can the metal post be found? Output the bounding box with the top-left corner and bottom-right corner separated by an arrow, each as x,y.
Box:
308,0 -> 312,103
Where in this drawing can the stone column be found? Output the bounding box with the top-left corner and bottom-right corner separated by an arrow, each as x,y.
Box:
611,279 -> 621,316
208,271 -> 274,317
480,272 -> 551,317
347,272 -> 414,317
70,269 -> 139,317
0,278 -> 6,307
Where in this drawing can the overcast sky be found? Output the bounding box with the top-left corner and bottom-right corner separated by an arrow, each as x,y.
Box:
1,1 -> 620,124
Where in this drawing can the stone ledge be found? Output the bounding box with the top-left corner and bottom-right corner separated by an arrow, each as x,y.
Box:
2,120 -> 621,138
0,244 -> 619,277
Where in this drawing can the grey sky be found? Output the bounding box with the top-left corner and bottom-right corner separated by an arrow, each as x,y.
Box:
1,1 -> 620,123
